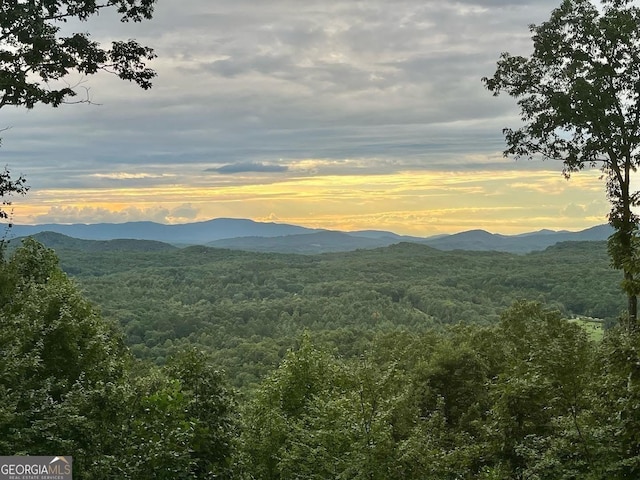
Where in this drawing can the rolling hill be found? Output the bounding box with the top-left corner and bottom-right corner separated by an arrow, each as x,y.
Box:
4,218 -> 615,253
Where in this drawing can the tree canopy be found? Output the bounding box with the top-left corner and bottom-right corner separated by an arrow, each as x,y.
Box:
483,0 -> 640,323
0,0 -> 158,219
0,0 -> 157,109
4,236 -> 640,478
0,239 -> 240,477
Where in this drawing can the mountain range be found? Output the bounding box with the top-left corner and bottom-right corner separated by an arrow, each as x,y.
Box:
3,218 -> 614,254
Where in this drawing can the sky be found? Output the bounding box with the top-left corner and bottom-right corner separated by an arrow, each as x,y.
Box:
0,0 -> 618,236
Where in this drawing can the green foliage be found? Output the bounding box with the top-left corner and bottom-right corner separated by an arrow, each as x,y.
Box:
46,240 -> 624,388
590,326 -> 640,478
166,348 -> 239,479
0,0 -> 157,109
0,239 -> 240,478
0,166 -> 28,223
488,302 -> 594,477
7,238 -> 640,479
243,335 -> 412,480
483,0 -> 640,320
240,303 -> 609,479
0,238 -> 126,458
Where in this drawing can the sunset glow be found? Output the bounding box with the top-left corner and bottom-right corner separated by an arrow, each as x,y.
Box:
12,168 -> 609,236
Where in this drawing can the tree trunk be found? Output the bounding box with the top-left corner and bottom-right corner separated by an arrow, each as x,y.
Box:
608,160 -> 638,328
620,165 -> 637,327
624,261 -> 638,324
620,213 -> 636,324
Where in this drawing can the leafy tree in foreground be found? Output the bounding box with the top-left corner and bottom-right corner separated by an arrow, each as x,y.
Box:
483,0 -> 640,324
240,304 -> 602,479
0,238 -> 128,458
0,239 -> 241,478
0,0 -> 158,218
0,164 -> 28,223
166,348 -> 240,479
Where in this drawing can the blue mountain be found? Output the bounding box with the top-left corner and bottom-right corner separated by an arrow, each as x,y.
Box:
4,218 -> 615,253
6,218 -> 323,244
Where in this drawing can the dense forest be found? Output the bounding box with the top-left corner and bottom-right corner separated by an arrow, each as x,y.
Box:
3,235 -> 640,478
40,235 -> 623,388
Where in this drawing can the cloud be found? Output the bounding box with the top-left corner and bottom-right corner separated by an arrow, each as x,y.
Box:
34,204 -> 200,224
2,0 -> 559,172
255,212 -> 283,223
89,172 -> 174,181
13,167 -> 608,235
4,0 -> 603,235
168,203 -> 200,222
207,162 -> 289,174
561,203 -> 587,217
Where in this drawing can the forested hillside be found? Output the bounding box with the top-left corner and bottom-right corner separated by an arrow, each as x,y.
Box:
3,238 -> 640,479
40,237 -> 623,388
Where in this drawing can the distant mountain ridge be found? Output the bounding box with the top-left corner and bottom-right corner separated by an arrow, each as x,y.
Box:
9,231 -> 178,253
6,218 -> 323,244
4,218 -> 615,254
421,225 -> 613,254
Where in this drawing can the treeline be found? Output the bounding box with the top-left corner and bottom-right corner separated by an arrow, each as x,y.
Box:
49,238 -> 624,387
2,239 -> 640,479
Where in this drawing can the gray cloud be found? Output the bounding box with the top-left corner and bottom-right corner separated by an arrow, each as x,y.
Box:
33,203 -> 201,224
208,162 -> 289,174
1,0 -> 564,193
